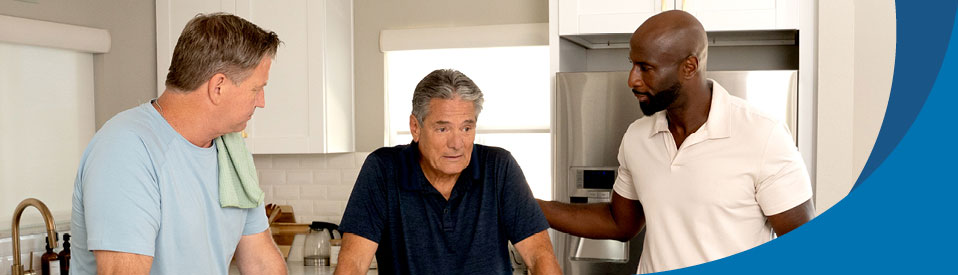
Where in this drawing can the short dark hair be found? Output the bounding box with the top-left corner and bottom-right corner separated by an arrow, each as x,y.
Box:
164,13 -> 281,92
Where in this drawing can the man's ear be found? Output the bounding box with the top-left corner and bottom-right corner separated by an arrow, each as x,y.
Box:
682,56 -> 699,80
207,73 -> 228,105
409,114 -> 421,143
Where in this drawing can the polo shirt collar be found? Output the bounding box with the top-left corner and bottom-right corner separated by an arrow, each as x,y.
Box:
399,141 -> 480,192
648,79 -> 732,140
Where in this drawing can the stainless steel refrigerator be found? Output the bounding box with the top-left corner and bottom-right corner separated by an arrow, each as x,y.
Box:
553,70 -> 798,274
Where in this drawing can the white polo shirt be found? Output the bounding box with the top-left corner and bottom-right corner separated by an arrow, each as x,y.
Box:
612,80 -> 812,274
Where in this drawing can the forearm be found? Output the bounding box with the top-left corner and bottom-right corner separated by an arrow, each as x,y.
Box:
235,230 -> 287,275
537,199 -> 639,241
333,257 -> 369,275
334,233 -> 377,275
527,252 -> 562,275
514,230 -> 561,275
769,199 -> 815,236
236,253 -> 286,275
93,250 -> 152,275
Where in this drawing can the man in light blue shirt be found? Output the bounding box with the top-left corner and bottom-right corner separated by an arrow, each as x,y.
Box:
71,13 -> 286,275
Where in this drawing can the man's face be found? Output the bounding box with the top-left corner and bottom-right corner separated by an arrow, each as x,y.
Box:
628,36 -> 683,116
410,97 -> 477,179
222,56 -> 270,133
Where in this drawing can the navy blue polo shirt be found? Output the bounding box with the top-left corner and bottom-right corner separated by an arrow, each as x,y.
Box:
339,142 -> 549,274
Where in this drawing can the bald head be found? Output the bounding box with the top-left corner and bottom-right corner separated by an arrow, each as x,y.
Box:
630,10 -> 708,73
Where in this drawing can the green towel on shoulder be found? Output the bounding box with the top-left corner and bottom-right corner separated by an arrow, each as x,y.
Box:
216,132 -> 264,208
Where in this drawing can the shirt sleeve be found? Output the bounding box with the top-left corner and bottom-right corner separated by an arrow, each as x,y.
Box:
497,151 -> 550,244
338,152 -> 388,243
80,132 -> 161,257
242,203 -> 269,236
756,122 -> 813,216
612,139 -> 639,200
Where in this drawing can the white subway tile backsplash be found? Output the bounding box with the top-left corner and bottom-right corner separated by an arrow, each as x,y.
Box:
272,155 -> 303,169
300,185 -> 327,200
274,185 -> 301,200
253,155 -> 273,169
288,200 -> 314,216
326,153 -> 355,169
341,168 -> 361,185
354,152 -> 371,167
314,169 -> 341,185
314,201 -> 345,216
287,170 -> 313,185
263,185 -> 274,202
301,155 -> 327,169
259,170 -> 286,185
327,185 -> 354,201
256,152 -> 368,226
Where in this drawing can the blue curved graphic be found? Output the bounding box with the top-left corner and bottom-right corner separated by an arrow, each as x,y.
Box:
852,2 -> 956,190
663,1 -> 958,274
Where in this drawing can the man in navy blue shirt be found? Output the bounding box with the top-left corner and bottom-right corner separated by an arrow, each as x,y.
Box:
336,69 -> 561,275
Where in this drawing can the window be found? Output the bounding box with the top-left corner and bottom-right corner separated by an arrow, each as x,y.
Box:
385,46 -> 552,200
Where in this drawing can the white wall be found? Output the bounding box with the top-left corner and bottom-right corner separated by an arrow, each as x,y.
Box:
816,0 -> 895,214
352,0 -> 549,151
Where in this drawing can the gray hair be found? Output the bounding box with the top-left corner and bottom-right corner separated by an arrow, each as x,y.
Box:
411,69 -> 484,124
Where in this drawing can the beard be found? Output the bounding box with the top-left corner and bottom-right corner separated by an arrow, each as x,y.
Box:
634,81 -> 681,116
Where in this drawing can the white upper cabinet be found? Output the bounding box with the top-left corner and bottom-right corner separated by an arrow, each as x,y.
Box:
560,0 -> 665,35
559,0 -> 798,35
681,0 -> 797,31
156,0 -> 355,154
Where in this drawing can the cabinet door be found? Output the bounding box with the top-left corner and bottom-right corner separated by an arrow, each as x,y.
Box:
560,0 -> 665,35
681,0 -> 798,31
321,0 -> 355,153
156,0 -> 236,95
237,0 -> 317,153
237,0 -> 354,154
158,0 -> 354,154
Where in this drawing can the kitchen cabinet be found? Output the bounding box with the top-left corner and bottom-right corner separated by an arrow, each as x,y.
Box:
558,0 -> 798,35
681,0 -> 798,31
156,0 -> 355,154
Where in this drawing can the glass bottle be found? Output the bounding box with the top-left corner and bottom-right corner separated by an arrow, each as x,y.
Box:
41,235 -> 60,275
59,233 -> 71,275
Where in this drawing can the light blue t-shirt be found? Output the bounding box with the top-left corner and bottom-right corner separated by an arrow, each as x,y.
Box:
70,102 -> 268,275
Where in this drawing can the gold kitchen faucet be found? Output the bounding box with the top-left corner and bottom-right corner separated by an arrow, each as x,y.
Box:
10,198 -> 58,275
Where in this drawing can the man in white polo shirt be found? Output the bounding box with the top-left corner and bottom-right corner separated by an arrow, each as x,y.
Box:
537,10 -> 814,274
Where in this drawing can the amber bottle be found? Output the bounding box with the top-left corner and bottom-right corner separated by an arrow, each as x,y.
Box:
41,235 -> 60,275
59,233 -> 72,275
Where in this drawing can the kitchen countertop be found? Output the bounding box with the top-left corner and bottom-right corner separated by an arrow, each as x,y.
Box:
228,262 -> 529,274
228,262 -> 377,275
